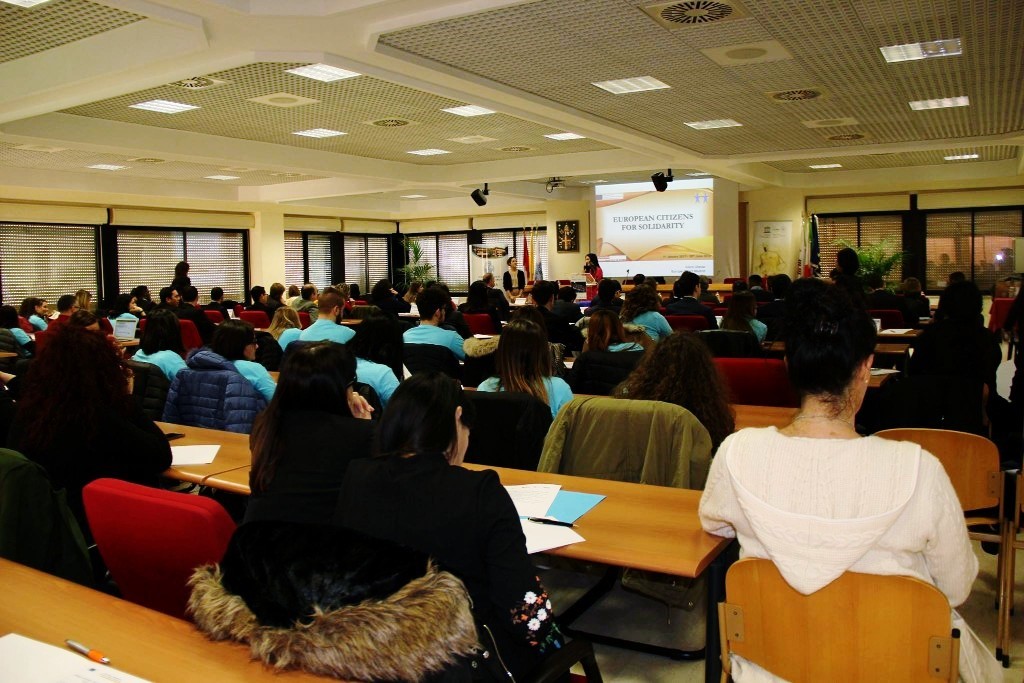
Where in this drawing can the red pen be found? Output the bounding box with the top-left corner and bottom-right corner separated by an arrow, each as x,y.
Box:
65,639 -> 111,665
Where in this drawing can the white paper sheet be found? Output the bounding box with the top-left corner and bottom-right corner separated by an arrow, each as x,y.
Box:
519,519 -> 585,554
0,634 -> 151,683
504,484 -> 560,518
473,334 -> 493,339
170,444 -> 220,466
879,328 -> 913,334
869,368 -> 900,375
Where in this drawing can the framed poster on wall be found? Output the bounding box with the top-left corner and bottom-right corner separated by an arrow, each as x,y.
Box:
556,220 -> 579,252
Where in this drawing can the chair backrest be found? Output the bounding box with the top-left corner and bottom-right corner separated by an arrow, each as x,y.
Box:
297,311 -> 312,329
723,277 -> 743,284
721,558 -> 958,682
178,318 -> 203,350
874,428 -> 1000,513
233,304 -> 244,318
714,357 -> 799,407
124,359 -> 172,421
17,316 -> 34,334
697,329 -> 762,358
872,374 -> 986,436
567,350 -> 645,395
239,310 -> 271,329
868,309 -> 905,330
665,315 -> 709,331
32,329 -> 51,356
539,396 -> 712,489
403,343 -> 461,379
203,309 -> 224,324
98,317 -> 114,334
463,313 -> 498,335
83,478 -> 236,618
464,391 -> 552,470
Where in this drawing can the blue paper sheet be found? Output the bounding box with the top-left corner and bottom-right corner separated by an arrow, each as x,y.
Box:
546,490 -> 605,523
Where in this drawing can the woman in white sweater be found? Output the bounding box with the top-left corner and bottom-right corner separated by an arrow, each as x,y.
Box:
699,277 -> 1000,683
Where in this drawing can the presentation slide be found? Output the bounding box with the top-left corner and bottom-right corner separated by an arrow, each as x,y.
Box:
594,179 -> 714,277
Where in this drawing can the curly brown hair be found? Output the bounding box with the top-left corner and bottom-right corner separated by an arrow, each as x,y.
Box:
620,284 -> 661,322
615,330 -> 734,452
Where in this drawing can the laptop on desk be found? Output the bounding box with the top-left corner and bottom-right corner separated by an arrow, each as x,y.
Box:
112,318 -> 139,341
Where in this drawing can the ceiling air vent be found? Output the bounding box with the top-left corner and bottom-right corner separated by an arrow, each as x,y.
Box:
641,0 -> 748,29
128,157 -> 167,164
500,146 -> 533,152
170,77 -> 227,90
768,88 -> 824,102
827,133 -> 866,141
370,118 -> 412,127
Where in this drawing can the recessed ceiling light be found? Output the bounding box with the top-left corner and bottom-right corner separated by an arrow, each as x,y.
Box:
407,149 -> 450,156
684,119 -> 742,129
401,194 -> 428,199
909,96 -> 969,110
0,0 -> 54,6
204,175 -> 240,180
686,172 -> 712,176
880,38 -> 962,63
578,180 -> 607,184
293,128 -> 346,138
448,135 -> 498,144
544,132 -> 586,140
129,99 -> 198,114
13,144 -> 67,153
441,105 -> 496,117
87,164 -> 127,171
285,63 -> 360,82
944,153 -> 979,161
809,164 -> 843,169
592,76 -> 671,94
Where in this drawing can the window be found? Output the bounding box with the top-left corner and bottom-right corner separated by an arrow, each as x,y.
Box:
405,233 -> 471,292
284,232 -> 304,288
116,228 -> 246,303
343,234 -> 390,295
284,231 -> 333,290
926,209 -> 1023,291
407,235 -> 438,284
925,212 -> 971,290
0,222 -> 98,306
478,228 -> 548,283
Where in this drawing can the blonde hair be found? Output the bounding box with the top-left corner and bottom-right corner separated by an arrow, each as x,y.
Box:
267,307 -> 301,340
493,319 -> 550,405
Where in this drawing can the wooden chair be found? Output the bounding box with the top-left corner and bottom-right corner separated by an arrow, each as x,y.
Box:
718,558 -> 960,682
874,428 -> 1006,660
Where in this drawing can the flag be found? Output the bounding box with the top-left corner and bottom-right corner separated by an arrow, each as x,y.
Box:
801,214 -> 820,278
522,232 -> 531,283
531,227 -> 544,280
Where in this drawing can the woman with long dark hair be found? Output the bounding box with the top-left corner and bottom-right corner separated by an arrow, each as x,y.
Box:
336,372 -> 564,681
209,319 -> 276,401
503,256 -> 526,301
348,313 -> 403,406
699,278 -> 999,682
458,280 -> 502,332
370,278 -> 411,316
132,309 -> 186,381
720,291 -> 766,342
19,297 -> 49,331
110,293 -> 144,322
245,342 -> 374,525
8,324 -> 171,532
477,319 -> 573,418
584,309 -> 643,353
583,252 -> 603,282
171,260 -> 191,293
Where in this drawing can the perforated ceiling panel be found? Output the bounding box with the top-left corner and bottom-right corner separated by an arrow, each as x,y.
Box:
379,0 -> 1024,156
0,0 -> 143,64
0,142 -> 324,185
523,169 -> 708,187
765,145 -> 1019,172
60,63 -> 616,165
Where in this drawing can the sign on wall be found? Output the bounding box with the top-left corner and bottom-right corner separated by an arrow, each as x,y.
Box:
751,221 -> 793,277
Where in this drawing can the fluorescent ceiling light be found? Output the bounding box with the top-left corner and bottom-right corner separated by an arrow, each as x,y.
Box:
129,99 -> 198,114
442,105 -> 495,117
592,76 -> 670,94
684,119 -> 742,129
293,128 -> 346,138
407,149 -> 450,156
1,0 -> 54,6
285,63 -> 360,82
87,164 -> 127,171
809,164 -> 843,169
944,153 -> 979,161
401,194 -> 428,199
578,180 -> 607,184
880,38 -> 961,63
544,132 -> 586,140
204,175 -> 240,180
686,172 -> 711,176
909,96 -> 969,110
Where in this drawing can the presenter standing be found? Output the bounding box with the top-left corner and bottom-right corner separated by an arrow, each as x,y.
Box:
583,253 -> 603,282
503,256 -> 525,302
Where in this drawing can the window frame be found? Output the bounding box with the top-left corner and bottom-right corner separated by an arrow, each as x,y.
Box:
0,221 -> 102,307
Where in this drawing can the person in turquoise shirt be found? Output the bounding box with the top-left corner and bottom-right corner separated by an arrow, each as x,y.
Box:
355,357 -> 399,407
298,291 -> 355,345
131,309 -> 187,382
476,319 -> 573,419
621,284 -> 672,343
212,319 -> 276,402
403,287 -> 465,360
108,293 -> 144,325
721,291 -> 767,343
349,315 -> 405,408
278,327 -> 301,350
19,297 -> 49,331
584,310 -> 645,353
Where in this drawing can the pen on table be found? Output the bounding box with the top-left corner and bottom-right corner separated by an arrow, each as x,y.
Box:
65,639 -> 110,665
527,516 -> 575,528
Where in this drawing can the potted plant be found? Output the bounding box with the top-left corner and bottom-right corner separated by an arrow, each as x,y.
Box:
836,239 -> 905,288
396,237 -> 434,286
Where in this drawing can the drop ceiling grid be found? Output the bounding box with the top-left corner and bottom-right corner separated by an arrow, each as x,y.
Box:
0,0 -> 143,64
0,141 -> 324,185
765,144 -> 1019,172
59,63 -> 616,165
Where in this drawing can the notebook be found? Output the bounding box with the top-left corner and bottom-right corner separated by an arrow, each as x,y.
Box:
112,317 -> 139,340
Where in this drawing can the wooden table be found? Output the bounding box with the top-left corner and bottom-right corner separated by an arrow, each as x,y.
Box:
765,341 -> 910,357
733,404 -> 797,428
877,328 -> 923,342
0,351 -> 16,359
158,421 -> 251,486
0,558 -> 335,682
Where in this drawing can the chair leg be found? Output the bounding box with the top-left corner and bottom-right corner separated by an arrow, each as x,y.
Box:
997,515 -> 1015,666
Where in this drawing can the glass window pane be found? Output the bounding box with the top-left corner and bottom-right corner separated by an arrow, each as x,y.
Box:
117,229 -> 184,297
406,235 -> 437,285
306,233 -> 332,290
437,233 -> 468,291
343,235 -> 367,294
366,236 -> 390,291
814,216 -> 858,276
185,231 -> 246,304
973,210 -> 1022,292
284,231 -> 304,288
926,212 -> 971,290
0,223 -> 98,306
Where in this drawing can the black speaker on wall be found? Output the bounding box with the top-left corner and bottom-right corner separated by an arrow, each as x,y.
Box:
471,183 -> 489,206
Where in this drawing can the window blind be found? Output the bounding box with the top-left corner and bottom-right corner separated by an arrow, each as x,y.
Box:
343,234 -> 391,295
815,216 -> 858,276
307,233 -> 332,289
925,213 -> 973,289
973,210 -> 1022,291
284,231 -> 304,288
0,222 -> 98,306
366,236 -> 390,292
437,233 -> 469,291
185,231 -> 246,303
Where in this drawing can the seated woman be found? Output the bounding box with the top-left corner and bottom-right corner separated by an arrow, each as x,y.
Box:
615,330 -> 734,452
68,309 -> 101,331
109,293 -> 144,322
901,276 -> 931,320
19,297 -> 49,331
336,373 -> 564,681
620,284 -> 672,343
347,313 -> 402,407
477,319 -> 573,419
132,309 -> 187,382
698,278 -> 1000,682
267,306 -> 301,345
458,280 -> 502,333
584,309 -> 644,353
370,278 -> 411,317
245,342 -> 373,525
402,281 -> 422,306
0,305 -> 34,356
210,320 -> 277,402
8,324 -> 171,534
719,291 -> 766,343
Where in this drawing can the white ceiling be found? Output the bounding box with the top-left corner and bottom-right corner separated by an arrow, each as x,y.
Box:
0,0 -> 1021,212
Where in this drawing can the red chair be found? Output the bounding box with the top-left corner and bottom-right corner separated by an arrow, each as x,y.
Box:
203,309 -> 224,324
33,330 -> 51,355
238,310 -> 270,329
723,277 -> 743,285
989,297 -> 1014,332
98,318 -> 113,334
17,316 -> 34,334
713,307 -> 728,318
867,309 -> 904,330
82,478 -> 236,618
665,315 -> 710,332
463,313 -> 498,335
714,357 -> 799,407
298,311 -> 312,329
179,319 -> 203,350
233,304 -> 244,318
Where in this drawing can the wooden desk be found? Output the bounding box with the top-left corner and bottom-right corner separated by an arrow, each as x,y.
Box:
0,351 -> 16,359
877,328 -> 923,342
733,404 -> 797,428
158,422 -> 251,485
114,337 -> 140,347
765,341 -> 910,357
0,558 -> 333,682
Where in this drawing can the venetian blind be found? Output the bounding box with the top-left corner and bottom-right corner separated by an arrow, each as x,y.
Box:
116,229 -> 245,303
186,231 -> 246,303
117,229 -> 185,296
366,236 -> 390,292
437,233 -> 469,291
307,233 -> 333,289
925,213 -> 971,289
284,231 -> 304,288
815,216 -> 858,276
0,223 -> 98,306
972,210 -> 1022,291
407,235 -> 438,285
343,234 -> 391,295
